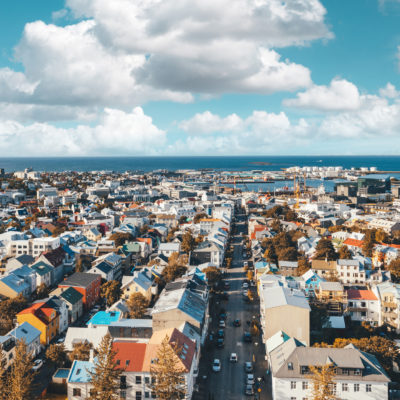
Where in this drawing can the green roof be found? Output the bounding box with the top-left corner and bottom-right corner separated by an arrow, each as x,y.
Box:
59,287 -> 83,305
30,261 -> 53,276
122,242 -> 141,253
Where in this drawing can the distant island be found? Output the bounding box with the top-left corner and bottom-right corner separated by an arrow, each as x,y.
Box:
249,161 -> 272,166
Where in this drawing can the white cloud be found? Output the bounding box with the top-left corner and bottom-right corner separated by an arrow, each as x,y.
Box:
379,82 -> 400,98
283,78 -> 362,111
0,107 -> 166,156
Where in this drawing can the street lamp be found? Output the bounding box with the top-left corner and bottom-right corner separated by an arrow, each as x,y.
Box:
256,377 -> 262,400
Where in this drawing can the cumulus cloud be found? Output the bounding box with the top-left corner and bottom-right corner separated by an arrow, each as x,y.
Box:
379,82 -> 400,98
0,107 -> 166,156
283,78 -> 362,111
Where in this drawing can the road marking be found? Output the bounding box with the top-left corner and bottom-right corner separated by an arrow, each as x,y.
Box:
236,342 -> 243,346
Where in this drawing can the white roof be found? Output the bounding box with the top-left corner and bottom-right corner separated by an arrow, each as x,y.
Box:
64,326 -> 109,351
262,286 -> 310,311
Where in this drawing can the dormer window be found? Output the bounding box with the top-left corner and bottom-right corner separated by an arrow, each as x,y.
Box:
288,362 -> 293,370
354,368 -> 361,376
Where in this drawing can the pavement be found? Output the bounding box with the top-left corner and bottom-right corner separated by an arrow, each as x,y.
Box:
193,212 -> 272,400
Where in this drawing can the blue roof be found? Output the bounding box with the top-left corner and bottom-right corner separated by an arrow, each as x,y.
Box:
12,265 -> 35,278
86,311 -> 121,326
0,273 -> 30,294
68,360 -> 94,383
9,322 -> 40,344
54,368 -> 70,379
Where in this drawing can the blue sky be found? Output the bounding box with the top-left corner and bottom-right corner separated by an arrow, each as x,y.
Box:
0,0 -> 399,156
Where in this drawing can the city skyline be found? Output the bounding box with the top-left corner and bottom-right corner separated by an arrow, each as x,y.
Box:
1,0 -> 400,156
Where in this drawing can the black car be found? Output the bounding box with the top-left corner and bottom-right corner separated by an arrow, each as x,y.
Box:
216,338 -> 224,348
223,282 -> 230,290
243,332 -> 252,342
217,329 -> 225,338
233,319 -> 241,327
219,312 -> 227,320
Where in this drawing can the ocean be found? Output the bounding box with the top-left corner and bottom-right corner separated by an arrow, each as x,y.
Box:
1,155 -> 400,173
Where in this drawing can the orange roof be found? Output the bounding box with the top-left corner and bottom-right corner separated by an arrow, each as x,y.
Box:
347,289 -> 377,301
112,342 -> 147,372
199,218 -> 220,222
18,302 -> 44,315
137,238 -> 152,246
383,243 -> 400,249
343,238 -> 364,248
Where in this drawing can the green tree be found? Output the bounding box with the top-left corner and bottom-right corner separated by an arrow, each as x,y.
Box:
8,340 -> 35,400
181,231 -> 195,254
338,245 -> 352,260
46,343 -> 67,368
178,216 -> 187,225
308,363 -> 337,400
203,266 -> 222,287
100,280 -> 121,306
89,333 -> 122,400
126,293 -> 149,319
314,238 -> 338,261
150,335 -> 186,400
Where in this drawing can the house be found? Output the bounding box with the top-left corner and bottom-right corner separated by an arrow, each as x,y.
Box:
121,268 -> 157,302
17,300 -> 59,345
373,282 -> 400,333
346,289 -> 380,327
0,335 -> 16,368
84,227 -> 102,242
300,269 -> 325,298
90,252 -> 123,281
51,286 -> 83,324
278,261 -> 298,277
64,326 -> 109,352
58,272 -> 101,311
30,261 -> 54,287
336,259 -> 366,285
67,360 -> 95,399
316,281 -> 347,315
0,271 -> 31,298
270,340 -> 390,400
12,265 -> 37,295
36,246 -> 67,284
259,285 -> 310,346
311,259 -> 337,279
190,240 -> 223,267
158,242 -> 181,258
8,321 -> 41,357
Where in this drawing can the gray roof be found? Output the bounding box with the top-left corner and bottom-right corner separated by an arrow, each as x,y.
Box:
320,281 -> 344,292
278,261 -> 298,269
61,272 -> 101,288
262,286 -> 310,311
271,342 -> 390,383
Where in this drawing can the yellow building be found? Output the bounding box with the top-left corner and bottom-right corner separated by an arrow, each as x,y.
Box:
17,301 -> 59,345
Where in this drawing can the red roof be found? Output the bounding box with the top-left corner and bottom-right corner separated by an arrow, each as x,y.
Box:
112,342 -> 147,372
169,328 -> 196,372
347,289 -> 377,301
343,238 -> 364,248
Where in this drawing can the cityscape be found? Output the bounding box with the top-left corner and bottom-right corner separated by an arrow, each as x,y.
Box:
1,0 -> 400,400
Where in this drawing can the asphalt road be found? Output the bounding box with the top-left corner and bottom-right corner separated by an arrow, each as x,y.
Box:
194,212 -> 272,400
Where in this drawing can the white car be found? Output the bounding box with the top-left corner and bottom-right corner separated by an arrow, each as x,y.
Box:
242,282 -> 249,289
219,320 -> 226,328
246,374 -> 255,385
32,359 -> 43,371
212,359 -> 221,372
230,353 -> 238,363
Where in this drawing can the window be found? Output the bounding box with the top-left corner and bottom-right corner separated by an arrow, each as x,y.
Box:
342,383 -> 348,392
302,382 -> 308,390
136,376 -> 142,384
291,381 -> 296,389
366,384 -> 372,392
354,383 -> 360,392
290,398 -> 296,400
300,366 -> 309,374
341,368 -> 349,375
73,388 -> 81,397
135,392 -> 142,400
354,369 -> 361,376
145,377 -> 150,384
151,393 -> 156,399
288,362 -> 294,370
120,390 -> 127,399
145,393 -> 150,399
120,376 -> 127,389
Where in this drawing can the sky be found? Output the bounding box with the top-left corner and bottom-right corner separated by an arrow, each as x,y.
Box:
0,0 -> 400,156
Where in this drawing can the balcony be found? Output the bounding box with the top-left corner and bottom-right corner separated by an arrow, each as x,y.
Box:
383,302 -> 397,309
383,311 -> 398,320
346,307 -> 368,313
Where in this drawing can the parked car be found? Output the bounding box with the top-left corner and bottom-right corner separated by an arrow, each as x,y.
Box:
224,281 -> 230,290
245,384 -> 254,396
32,359 -> 43,371
217,329 -> 225,338
219,312 -> 227,320
216,338 -> 224,348
244,362 -> 253,373
212,359 -> 221,372
246,374 -> 255,385
242,282 -> 249,289
243,332 -> 252,342
230,353 -> 238,363
233,319 -> 241,327
219,320 -> 226,328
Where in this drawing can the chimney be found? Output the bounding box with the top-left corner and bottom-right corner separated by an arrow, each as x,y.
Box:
89,348 -> 95,362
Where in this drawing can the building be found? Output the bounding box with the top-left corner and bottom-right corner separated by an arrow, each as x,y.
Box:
8,321 -> 41,357
316,281 -> 347,315
373,282 -> 400,333
336,259 -> 366,285
346,289 -> 380,326
58,272 -> 101,311
259,286 -> 310,346
270,340 -> 390,400
51,286 -> 83,324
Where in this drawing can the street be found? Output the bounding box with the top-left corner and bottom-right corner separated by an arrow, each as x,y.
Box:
194,212 -> 272,400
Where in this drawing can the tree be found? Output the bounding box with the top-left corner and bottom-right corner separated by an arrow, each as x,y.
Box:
76,255 -> 92,273
89,333 -> 122,400
375,229 -> 388,243
0,294 -> 28,334
126,293 -> 149,319
69,341 -> 92,361
178,216 -> 187,225
308,363 -> 337,400
36,283 -> 49,299
203,266 -> 222,287
362,239 -> 375,257
150,335 -> 186,400
101,281 -> 121,306
193,213 -> 208,224
297,258 -> 310,276
271,219 -> 281,233
338,245 -> 352,260
247,270 -> 254,281
162,253 -> 187,283
181,231 -> 195,254
46,343 -> 67,368
0,349 -> 8,400
109,232 -> 134,247
277,246 -> 298,261
140,224 -> 149,235
314,238 -> 338,261
8,340 -> 35,400
388,258 -> 400,282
